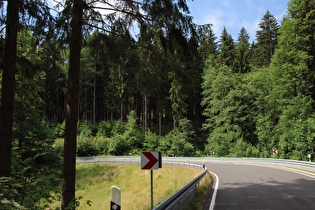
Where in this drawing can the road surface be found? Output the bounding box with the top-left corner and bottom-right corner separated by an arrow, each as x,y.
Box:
204,163 -> 315,210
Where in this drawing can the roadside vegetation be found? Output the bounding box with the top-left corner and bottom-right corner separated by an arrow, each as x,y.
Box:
48,164 -> 203,209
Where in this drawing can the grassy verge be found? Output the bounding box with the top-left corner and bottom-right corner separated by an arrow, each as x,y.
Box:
49,164 -> 203,209
186,171 -> 213,209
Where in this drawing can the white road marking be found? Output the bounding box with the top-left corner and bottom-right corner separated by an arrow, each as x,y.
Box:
209,171 -> 219,210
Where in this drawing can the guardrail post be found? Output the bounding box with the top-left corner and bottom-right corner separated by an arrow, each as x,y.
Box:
111,186 -> 121,210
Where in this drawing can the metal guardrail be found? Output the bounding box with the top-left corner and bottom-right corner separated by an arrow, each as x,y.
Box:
76,156 -> 315,172
160,157 -> 315,173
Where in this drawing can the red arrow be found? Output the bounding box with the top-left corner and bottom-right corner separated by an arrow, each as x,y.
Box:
142,152 -> 158,169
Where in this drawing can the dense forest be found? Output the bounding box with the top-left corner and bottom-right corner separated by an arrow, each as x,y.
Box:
0,0 -> 314,208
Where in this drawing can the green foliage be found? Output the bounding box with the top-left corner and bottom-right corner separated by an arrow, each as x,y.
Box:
94,136 -> 110,155
11,109 -> 62,208
53,139 -> 64,156
253,10 -> 280,67
54,121 -> 66,138
158,119 -> 195,156
109,111 -> 144,155
201,0 -> 315,159
0,177 -> 25,209
96,121 -> 115,138
77,138 -> 99,157
144,130 -> 160,151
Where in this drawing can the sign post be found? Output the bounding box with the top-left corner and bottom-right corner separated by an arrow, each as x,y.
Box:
111,186 -> 121,210
309,154 -> 312,162
141,151 -> 162,209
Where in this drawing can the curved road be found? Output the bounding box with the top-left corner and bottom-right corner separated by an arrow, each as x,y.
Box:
204,163 -> 315,210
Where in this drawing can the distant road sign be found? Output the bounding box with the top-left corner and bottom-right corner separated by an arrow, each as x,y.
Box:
272,149 -> 278,155
141,151 -> 160,170
210,151 -> 215,155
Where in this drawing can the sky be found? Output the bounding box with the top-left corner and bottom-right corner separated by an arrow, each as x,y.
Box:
186,0 -> 290,42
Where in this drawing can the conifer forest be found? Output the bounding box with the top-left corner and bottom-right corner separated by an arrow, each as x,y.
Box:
0,0 -> 314,208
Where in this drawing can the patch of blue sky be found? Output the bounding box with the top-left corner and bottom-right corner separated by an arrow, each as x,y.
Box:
187,0 -> 290,42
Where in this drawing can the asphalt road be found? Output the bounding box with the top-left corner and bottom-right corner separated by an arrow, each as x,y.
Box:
204,163 -> 315,210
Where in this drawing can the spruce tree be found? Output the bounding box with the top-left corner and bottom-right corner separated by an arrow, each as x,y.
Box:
198,24 -> 217,62
253,10 -> 280,67
218,27 -> 235,68
235,27 -> 251,73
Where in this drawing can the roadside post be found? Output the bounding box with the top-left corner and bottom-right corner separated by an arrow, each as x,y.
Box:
111,186 -> 121,210
141,151 -> 162,209
309,154 -> 311,162
271,149 -> 278,158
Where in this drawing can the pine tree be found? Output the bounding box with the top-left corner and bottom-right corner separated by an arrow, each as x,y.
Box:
253,10 -> 280,67
218,27 -> 235,68
198,24 -> 217,62
235,27 -> 251,73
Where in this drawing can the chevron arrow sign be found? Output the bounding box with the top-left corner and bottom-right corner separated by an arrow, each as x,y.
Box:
141,151 -> 161,170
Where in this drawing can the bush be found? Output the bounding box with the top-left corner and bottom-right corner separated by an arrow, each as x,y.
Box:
96,121 -> 114,138
54,121 -> 65,138
77,137 -> 99,157
53,138 -> 64,156
109,134 -> 128,155
94,136 -> 110,155
77,121 -> 95,138
144,130 -> 160,151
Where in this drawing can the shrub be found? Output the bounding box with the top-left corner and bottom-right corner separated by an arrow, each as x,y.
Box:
54,121 -> 65,138
77,137 -> 99,157
53,138 -> 64,156
94,136 -> 110,155
96,121 -> 114,138
144,130 -> 160,151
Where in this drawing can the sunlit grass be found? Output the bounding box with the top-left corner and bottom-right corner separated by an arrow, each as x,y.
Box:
49,164 -> 203,209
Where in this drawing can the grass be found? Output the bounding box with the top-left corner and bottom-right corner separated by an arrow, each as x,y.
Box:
49,164 -> 203,209
186,171 -> 213,209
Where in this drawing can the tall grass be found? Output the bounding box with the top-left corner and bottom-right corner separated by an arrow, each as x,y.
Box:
49,164 -> 203,209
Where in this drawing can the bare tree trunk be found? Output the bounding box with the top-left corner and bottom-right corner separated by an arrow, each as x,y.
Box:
158,113 -> 162,136
56,91 -> 59,122
143,94 -> 148,133
62,0 -> 83,209
0,0 -> 19,178
93,67 -> 96,125
120,99 -> 123,123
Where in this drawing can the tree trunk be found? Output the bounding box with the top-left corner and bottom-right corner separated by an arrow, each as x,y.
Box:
143,94 -> 148,133
158,113 -> 162,136
62,0 -> 83,209
120,99 -> 123,123
93,67 -> 96,125
0,0 -> 19,178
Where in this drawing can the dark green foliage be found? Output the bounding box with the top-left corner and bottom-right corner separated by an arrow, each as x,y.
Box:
252,10 -> 280,67
218,27 -> 235,68
201,0 -> 315,159
54,121 -> 66,138
109,111 -> 144,155
0,177 -> 24,209
144,130 -> 160,151
11,110 -> 62,208
235,27 -> 251,73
